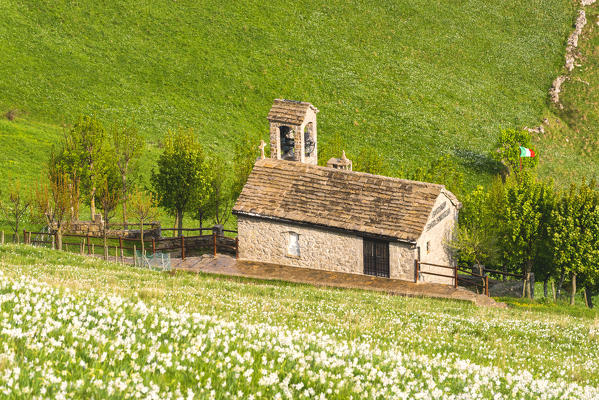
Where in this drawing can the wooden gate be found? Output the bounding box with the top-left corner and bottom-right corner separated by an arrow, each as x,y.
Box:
363,239 -> 389,278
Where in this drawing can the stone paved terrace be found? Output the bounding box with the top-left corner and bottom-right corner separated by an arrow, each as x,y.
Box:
172,255 -> 506,308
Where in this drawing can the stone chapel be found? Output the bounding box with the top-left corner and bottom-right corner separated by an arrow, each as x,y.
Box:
233,99 -> 461,285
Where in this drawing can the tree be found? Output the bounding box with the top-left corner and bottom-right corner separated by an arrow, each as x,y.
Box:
110,121 -> 145,226
550,181 -> 599,306
151,128 -> 210,236
34,173 -> 74,250
129,188 -> 159,255
492,128 -> 538,178
231,132 -> 259,202
0,179 -> 32,243
50,130 -> 85,220
96,164 -> 123,260
449,185 -> 498,269
70,116 -> 108,219
207,155 -> 233,226
500,172 -> 552,298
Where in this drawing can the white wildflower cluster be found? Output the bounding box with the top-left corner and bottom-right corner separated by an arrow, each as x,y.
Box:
0,269 -> 598,399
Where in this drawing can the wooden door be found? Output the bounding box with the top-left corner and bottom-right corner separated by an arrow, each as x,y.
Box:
363,239 -> 390,278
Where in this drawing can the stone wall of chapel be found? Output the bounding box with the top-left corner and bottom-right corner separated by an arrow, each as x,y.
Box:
416,193 -> 459,285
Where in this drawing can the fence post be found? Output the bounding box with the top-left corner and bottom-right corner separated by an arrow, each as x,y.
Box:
235,237 -> 239,259
119,237 -> 123,262
115,245 -> 118,263
152,238 -> 156,255
213,232 -> 217,257
414,260 -> 419,283
485,275 -> 489,297
181,235 -> 185,260
87,235 -> 91,255
454,264 -> 459,288
91,243 -> 95,256
80,240 -> 84,255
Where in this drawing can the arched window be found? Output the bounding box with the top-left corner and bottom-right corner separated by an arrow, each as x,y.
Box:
304,122 -> 314,157
287,232 -> 300,257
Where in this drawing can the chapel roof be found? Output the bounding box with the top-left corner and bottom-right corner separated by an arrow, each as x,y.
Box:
267,99 -> 319,125
232,159 -> 460,242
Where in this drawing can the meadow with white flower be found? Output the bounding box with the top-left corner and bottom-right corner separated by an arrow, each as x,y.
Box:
0,244 -> 598,399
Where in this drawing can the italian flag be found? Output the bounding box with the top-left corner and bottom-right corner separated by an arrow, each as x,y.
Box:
519,146 -> 535,158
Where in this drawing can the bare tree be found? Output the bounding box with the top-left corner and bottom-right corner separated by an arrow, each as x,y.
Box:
96,176 -> 122,260
0,179 -> 32,242
110,121 -> 144,227
130,188 -> 159,255
35,174 -> 74,250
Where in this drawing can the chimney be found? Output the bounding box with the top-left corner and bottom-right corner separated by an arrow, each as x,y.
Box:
327,150 -> 352,171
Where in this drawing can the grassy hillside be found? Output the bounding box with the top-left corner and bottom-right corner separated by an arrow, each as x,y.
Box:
539,4 -> 599,185
0,244 -> 598,398
0,0 -> 579,193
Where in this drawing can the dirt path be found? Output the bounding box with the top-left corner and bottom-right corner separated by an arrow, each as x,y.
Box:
173,255 -> 506,308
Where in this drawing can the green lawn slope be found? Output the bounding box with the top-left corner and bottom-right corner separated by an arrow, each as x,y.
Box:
539,4 -> 599,185
0,244 -> 598,398
0,0 -> 579,192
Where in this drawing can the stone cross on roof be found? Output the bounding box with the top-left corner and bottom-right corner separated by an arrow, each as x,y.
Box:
258,140 -> 266,160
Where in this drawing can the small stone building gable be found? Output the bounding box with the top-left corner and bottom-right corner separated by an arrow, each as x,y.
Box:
267,99 -> 318,125
268,99 -> 318,165
233,158 -> 458,243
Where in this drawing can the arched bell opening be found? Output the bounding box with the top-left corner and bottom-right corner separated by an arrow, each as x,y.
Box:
279,125 -> 295,160
304,122 -> 315,158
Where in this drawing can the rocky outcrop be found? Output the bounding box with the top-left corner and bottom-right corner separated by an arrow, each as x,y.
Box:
550,5 -> 590,108
565,10 -> 587,72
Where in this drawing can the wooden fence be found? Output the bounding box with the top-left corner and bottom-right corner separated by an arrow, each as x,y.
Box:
18,229 -> 238,261
414,260 -> 531,297
415,260 -> 490,297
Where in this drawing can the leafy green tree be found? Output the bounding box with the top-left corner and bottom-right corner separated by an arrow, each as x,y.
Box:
492,128 -> 538,178
193,155 -> 232,228
230,132 -> 260,202
550,181 -> 599,306
71,116 -> 106,219
450,185 -> 498,268
110,121 -> 145,226
50,131 -> 85,219
500,172 -> 552,298
151,128 -> 210,236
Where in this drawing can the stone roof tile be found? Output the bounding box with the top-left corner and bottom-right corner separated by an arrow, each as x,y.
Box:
267,99 -> 318,125
233,159 -> 458,242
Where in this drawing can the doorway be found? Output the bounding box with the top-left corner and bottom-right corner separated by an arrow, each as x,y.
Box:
363,238 -> 390,278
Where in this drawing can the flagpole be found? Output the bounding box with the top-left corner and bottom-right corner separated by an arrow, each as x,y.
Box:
519,156 -> 522,171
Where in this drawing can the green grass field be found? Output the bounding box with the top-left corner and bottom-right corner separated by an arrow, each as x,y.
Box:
0,0 -> 583,194
0,244 -> 597,398
542,5 -> 599,185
